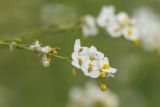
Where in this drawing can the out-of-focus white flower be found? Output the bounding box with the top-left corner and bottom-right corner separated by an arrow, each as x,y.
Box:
82,5 -> 140,43
123,26 -> 139,42
133,8 -> 160,52
41,46 -> 52,54
29,41 -> 42,53
82,15 -> 98,37
71,39 -> 117,78
97,5 -> 116,28
66,82 -> 119,107
41,55 -> 51,67
96,5 -> 140,43
117,12 -> 130,27
106,21 -> 123,38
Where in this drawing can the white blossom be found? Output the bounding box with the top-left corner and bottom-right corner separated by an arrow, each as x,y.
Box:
117,12 -> 130,26
41,46 -> 52,54
29,41 -> 42,52
133,8 -> 160,52
123,26 -> 139,41
71,39 -> 89,69
97,5 -> 116,28
71,39 -> 117,78
106,21 -> 123,38
88,46 -> 104,61
99,57 -> 117,78
41,55 -> 50,67
66,82 -> 119,107
82,15 -> 98,37
81,60 -> 101,78
29,41 -> 57,67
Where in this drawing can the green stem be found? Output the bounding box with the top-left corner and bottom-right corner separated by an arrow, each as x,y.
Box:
53,54 -> 71,62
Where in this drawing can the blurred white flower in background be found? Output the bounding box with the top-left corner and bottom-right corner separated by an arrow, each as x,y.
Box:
94,5 -> 140,44
82,15 -> 98,37
133,8 -> 160,52
71,39 -> 117,78
97,5 -> 116,28
66,82 -> 119,107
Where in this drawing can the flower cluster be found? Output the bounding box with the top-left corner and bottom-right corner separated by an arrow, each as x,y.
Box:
133,8 -> 160,53
29,41 -> 59,67
66,82 -> 119,107
82,5 -> 140,45
71,39 -> 117,78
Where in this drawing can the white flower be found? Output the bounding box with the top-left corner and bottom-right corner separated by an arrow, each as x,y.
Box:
41,46 -> 52,54
66,82 -> 119,107
73,39 -> 89,55
117,12 -> 130,26
97,5 -> 116,28
133,8 -> 160,52
123,26 -> 139,41
106,21 -> 123,38
71,53 -> 88,69
41,55 -> 50,67
71,39 -> 117,78
29,41 -> 42,52
81,60 -> 100,78
106,68 -> 117,78
88,46 -> 104,61
99,57 -> 117,78
82,15 -> 98,37
71,39 -> 89,69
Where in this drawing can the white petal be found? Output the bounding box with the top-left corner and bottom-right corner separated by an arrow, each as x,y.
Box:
82,15 -> 98,36
88,70 -> 100,78
104,57 -> 109,63
79,47 -> 89,55
41,46 -> 50,54
107,68 -> 117,73
117,12 -> 129,25
97,51 -> 105,59
107,74 -> 115,78
97,5 -> 116,27
71,61 -> 81,69
89,46 -> 97,54
123,26 -> 139,41
106,22 -> 123,38
74,39 -> 81,52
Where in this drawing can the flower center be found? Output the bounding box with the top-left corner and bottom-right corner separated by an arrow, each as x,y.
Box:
102,64 -> 110,70
88,63 -> 93,72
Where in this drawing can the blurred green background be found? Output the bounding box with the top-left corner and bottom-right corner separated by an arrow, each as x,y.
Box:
0,0 -> 160,107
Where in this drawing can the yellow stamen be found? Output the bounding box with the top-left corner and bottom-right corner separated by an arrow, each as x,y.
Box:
102,64 -> 110,70
128,27 -> 133,36
88,63 -> 93,72
90,56 -> 96,61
